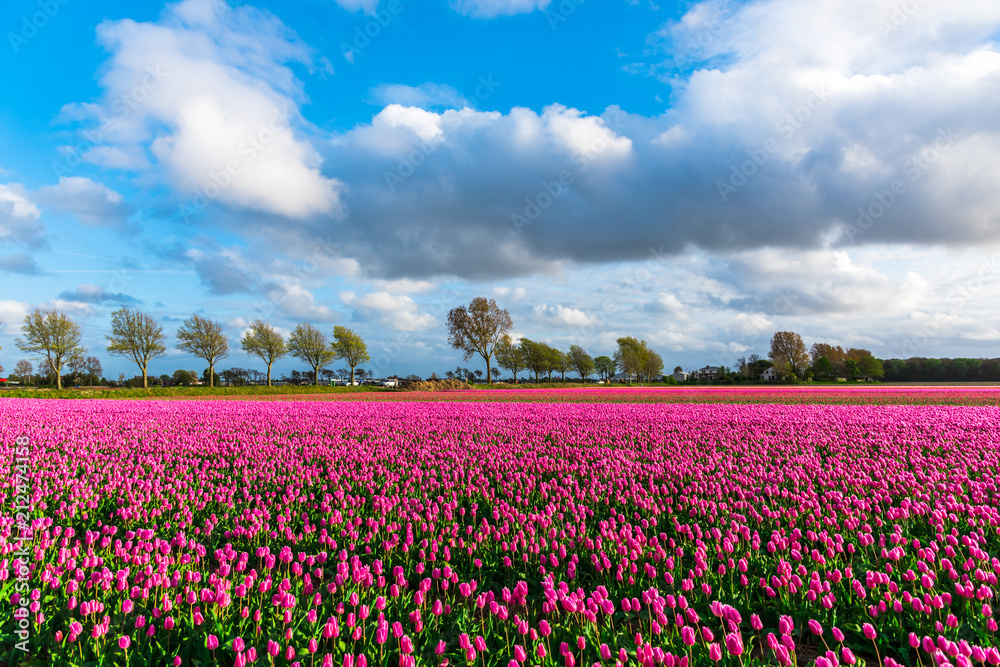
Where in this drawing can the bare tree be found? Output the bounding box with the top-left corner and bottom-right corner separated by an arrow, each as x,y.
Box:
84,356 -> 102,383
16,308 -> 85,390
176,314 -> 229,387
287,323 -> 337,386
331,326 -> 370,386
446,297 -> 512,384
14,359 -> 32,384
241,320 -> 287,386
106,307 -> 167,388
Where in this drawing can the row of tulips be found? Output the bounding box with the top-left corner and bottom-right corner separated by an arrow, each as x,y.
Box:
2,398 -> 999,666
149,386 -> 1000,406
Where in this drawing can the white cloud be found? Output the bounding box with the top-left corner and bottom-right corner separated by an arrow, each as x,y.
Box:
0,184 -> 43,246
371,104 -> 448,144
492,286 -> 526,303
339,290 -> 435,331
36,177 -> 130,227
450,0 -> 552,19
532,304 -> 594,328
543,104 -> 633,164
67,0 -> 342,219
264,283 -> 339,322
729,248 -> 930,315
38,299 -> 97,318
373,278 -> 437,293
0,300 -> 31,327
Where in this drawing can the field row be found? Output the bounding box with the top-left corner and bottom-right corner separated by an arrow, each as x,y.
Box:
2,399 -> 999,666
146,385 -> 1000,406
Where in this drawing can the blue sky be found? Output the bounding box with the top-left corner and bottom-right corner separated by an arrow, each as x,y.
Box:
1,0 -> 999,380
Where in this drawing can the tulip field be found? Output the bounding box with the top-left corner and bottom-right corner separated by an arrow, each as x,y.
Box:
146,386 -> 1000,406
3,392 -> 1000,667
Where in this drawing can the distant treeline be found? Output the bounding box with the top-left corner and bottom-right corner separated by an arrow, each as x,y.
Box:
881,358 -> 1000,382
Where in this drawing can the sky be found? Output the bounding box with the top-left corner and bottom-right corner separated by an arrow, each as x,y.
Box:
1,0 -> 999,380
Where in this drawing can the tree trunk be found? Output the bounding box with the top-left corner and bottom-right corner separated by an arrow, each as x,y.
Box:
485,354 -> 492,384
266,364 -> 272,386
314,367 -> 320,386
56,361 -> 62,390
142,367 -> 148,389
350,367 -> 355,386
209,364 -> 214,387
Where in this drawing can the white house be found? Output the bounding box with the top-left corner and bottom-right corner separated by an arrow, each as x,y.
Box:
761,367 -> 779,381
671,370 -> 689,382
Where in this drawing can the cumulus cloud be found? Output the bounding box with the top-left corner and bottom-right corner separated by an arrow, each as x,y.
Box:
267,0 -> 1000,282
64,0 -> 342,219
724,248 -> 929,316
340,290 -> 435,331
38,299 -> 97,318
0,300 -> 31,327
0,184 -> 44,246
36,177 -> 131,227
532,304 -> 595,328
262,282 -> 339,322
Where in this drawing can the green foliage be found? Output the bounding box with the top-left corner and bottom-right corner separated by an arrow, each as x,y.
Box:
331,326 -> 370,385
0,384 -> 385,399
15,308 -> 85,390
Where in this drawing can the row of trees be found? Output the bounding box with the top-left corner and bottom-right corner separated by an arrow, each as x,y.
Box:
493,337 -> 664,383
445,297 -> 665,383
1,356 -> 103,386
0,308 -> 370,389
763,332 -> 884,381
882,357 -> 1000,382
5,302 -> 919,390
